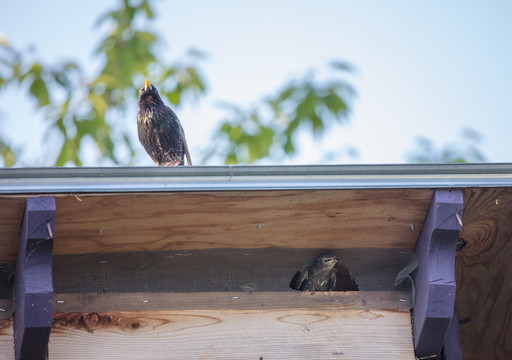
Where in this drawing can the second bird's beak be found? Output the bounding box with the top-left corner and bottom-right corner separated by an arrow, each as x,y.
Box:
144,79 -> 150,91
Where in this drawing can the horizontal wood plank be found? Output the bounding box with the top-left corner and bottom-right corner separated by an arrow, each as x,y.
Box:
2,308 -> 416,360
50,309 -> 414,359
51,291 -> 412,312
2,309 -> 415,359
0,189 -> 432,263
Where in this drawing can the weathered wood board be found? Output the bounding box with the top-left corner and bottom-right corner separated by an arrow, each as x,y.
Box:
456,188 -> 512,360
50,291 -> 412,313
0,189 -> 433,263
1,309 -> 415,360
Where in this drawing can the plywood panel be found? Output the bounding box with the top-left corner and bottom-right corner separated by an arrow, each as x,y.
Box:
456,188 -> 512,360
0,189 -> 432,262
49,309 -> 414,360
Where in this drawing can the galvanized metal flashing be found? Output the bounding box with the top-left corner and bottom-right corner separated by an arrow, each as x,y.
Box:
0,164 -> 512,194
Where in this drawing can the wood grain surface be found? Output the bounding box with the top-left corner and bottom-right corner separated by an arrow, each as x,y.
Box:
456,188 -> 512,360
0,307 -> 415,360
0,309 -> 415,359
50,291 -> 412,313
0,319 -> 14,359
0,189 -> 432,263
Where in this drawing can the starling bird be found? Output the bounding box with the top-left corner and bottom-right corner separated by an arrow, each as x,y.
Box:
137,79 -> 192,166
289,254 -> 340,291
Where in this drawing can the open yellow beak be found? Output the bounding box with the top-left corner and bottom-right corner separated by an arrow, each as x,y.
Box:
144,79 -> 150,91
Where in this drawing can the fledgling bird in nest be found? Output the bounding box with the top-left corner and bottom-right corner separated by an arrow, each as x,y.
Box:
289,253 -> 340,291
137,79 -> 192,166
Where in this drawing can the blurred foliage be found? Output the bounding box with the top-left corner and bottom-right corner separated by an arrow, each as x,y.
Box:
0,139 -> 15,167
0,0 -> 488,167
0,0 -> 206,166
407,128 -> 486,163
207,62 -> 356,164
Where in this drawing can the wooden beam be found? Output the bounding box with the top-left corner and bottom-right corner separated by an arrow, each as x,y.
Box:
13,197 -> 55,360
50,291 -> 412,313
0,189 -> 433,262
456,188 -> 512,360
49,309 -> 415,359
412,190 -> 463,358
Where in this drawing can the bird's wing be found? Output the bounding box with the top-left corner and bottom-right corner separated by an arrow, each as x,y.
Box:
160,105 -> 192,165
289,270 -> 308,291
327,268 -> 337,291
178,121 -> 192,166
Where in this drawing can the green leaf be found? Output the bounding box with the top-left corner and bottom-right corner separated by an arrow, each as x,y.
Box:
225,151 -> 238,165
92,74 -> 117,88
29,75 -> 50,106
140,0 -> 154,18
228,125 -> 243,142
167,91 -> 180,105
88,93 -> 108,117
55,138 -> 73,166
186,48 -> 208,60
0,140 -> 15,167
137,31 -> 157,45
324,88 -> 348,117
283,135 -> 294,154
275,85 -> 295,103
330,60 -> 354,72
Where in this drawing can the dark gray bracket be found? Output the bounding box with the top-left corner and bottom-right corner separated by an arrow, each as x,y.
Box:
13,197 -> 56,360
413,190 -> 463,358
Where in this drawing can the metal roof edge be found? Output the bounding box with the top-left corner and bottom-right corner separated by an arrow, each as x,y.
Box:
1,163 -> 512,193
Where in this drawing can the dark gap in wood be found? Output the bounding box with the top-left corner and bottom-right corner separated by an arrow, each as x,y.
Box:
0,264 -> 14,319
53,248 -> 414,294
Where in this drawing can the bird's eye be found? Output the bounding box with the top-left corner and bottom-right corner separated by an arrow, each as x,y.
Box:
323,259 -> 329,263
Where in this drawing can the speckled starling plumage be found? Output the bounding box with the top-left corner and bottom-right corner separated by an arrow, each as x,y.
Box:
289,254 -> 339,291
137,79 -> 192,166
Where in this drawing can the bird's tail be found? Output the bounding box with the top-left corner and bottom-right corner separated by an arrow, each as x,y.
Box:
184,141 -> 192,166
179,122 -> 192,166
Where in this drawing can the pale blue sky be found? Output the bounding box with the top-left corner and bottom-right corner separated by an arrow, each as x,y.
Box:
1,0 -> 511,165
